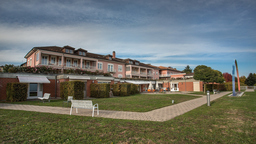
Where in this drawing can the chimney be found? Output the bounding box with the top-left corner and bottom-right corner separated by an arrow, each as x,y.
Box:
113,51 -> 116,58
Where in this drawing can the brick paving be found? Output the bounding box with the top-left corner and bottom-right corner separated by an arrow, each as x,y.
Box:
0,92 -> 230,122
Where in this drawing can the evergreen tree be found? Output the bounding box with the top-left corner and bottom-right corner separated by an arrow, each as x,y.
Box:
245,73 -> 256,86
183,65 -> 192,74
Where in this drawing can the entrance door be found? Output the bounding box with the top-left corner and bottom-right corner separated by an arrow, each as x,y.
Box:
174,84 -> 177,90
28,83 -> 43,99
29,83 -> 38,98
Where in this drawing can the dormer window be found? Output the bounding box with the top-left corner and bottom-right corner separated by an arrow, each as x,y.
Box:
65,49 -> 73,54
79,51 -> 82,55
129,61 -> 133,64
135,62 -> 139,65
83,52 -> 86,56
109,57 -> 112,60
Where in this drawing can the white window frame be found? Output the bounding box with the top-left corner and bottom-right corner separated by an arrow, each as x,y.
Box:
79,51 -> 82,55
50,56 -> 56,65
58,57 -> 62,66
36,53 -> 39,61
41,56 -> 48,65
118,65 -> 122,72
108,64 -> 114,72
73,60 -> 78,67
97,62 -> 103,70
86,61 -> 90,69
66,58 -> 71,67
65,49 -> 69,53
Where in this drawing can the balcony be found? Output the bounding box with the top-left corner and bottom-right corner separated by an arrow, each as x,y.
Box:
132,71 -> 139,75
82,65 -> 96,70
107,69 -> 116,73
159,74 -> 171,77
140,72 -> 146,75
147,72 -> 153,76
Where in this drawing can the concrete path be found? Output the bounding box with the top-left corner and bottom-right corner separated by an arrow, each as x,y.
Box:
0,92 -> 230,122
245,89 -> 255,92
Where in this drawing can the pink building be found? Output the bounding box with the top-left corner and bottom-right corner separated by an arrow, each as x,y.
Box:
124,59 -> 159,79
159,66 -> 186,80
24,46 -> 126,78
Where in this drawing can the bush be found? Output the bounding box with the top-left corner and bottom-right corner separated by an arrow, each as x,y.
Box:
6,83 -> 28,102
111,84 -> 121,96
60,81 -> 84,100
120,83 -> 131,96
131,84 -> 139,95
90,84 -> 110,98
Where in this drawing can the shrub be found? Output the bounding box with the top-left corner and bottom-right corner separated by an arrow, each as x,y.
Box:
60,81 -> 84,100
130,84 -> 139,95
6,83 -> 28,102
90,84 -> 110,98
111,84 -> 121,96
120,83 -> 131,96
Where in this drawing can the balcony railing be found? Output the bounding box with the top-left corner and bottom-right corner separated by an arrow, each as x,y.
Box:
159,74 -> 171,77
147,72 -> 153,76
107,69 -> 116,72
132,71 -> 139,75
140,72 -> 146,75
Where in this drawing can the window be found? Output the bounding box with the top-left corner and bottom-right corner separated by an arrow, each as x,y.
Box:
36,53 -> 39,61
86,61 -> 90,69
129,61 -> 133,64
98,62 -> 103,70
126,66 -> 130,71
118,74 -> 123,78
66,59 -> 71,67
156,72 -> 158,75
118,65 -> 122,72
108,64 -> 114,72
135,62 -> 139,65
69,50 -> 73,54
65,49 -> 73,54
73,60 -> 78,67
51,57 -> 56,65
58,58 -> 62,66
27,59 -> 30,66
109,57 -> 112,60
30,58 -> 32,66
42,56 -> 48,65
79,51 -> 82,55
65,49 -> 69,53
83,52 -> 86,56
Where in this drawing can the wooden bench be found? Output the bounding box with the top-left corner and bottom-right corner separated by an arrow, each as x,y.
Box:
70,100 -> 99,117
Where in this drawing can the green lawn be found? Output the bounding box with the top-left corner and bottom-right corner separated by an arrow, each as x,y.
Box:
2,94 -> 200,112
0,92 -> 255,143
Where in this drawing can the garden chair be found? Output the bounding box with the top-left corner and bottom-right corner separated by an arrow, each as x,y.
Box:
38,93 -> 51,103
63,96 -> 73,107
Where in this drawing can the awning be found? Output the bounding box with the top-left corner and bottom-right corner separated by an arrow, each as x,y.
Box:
96,77 -> 114,80
68,75 -> 91,80
17,76 -> 50,83
125,80 -> 155,85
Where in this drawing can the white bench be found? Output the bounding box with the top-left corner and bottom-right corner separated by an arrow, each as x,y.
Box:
38,93 -> 51,103
70,100 -> 99,117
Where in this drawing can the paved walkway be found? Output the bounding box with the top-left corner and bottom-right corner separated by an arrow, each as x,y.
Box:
245,89 -> 255,92
0,92 -> 230,122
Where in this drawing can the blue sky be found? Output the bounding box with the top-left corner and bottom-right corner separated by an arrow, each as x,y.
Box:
0,0 -> 255,77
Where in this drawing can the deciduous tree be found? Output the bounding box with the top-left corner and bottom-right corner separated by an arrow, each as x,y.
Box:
223,73 -> 232,82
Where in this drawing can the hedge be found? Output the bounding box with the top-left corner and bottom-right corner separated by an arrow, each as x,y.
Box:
130,84 -> 140,95
111,84 -> 121,96
205,82 -> 247,91
6,83 -> 28,102
60,81 -> 84,100
120,83 -> 131,96
90,84 -> 110,98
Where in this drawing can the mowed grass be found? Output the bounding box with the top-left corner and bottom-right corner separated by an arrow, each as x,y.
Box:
2,94 -> 200,112
0,92 -> 255,143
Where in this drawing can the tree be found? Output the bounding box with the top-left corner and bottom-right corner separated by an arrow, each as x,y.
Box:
239,76 -> 246,83
245,73 -> 256,86
3,64 -> 14,73
183,65 -> 192,74
194,65 -> 224,93
223,73 -> 232,82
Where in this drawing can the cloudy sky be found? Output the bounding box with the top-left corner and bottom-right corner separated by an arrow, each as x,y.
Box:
0,0 -> 255,77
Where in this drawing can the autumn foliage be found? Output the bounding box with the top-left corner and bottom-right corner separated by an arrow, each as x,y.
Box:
223,73 -> 232,82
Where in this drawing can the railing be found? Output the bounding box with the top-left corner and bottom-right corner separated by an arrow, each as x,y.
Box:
107,69 -> 116,72
147,73 -> 153,76
140,72 -> 146,75
132,71 -> 139,75
159,74 -> 171,77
